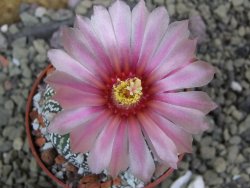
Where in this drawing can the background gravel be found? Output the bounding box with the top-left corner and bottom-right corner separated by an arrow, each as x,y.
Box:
0,0 -> 249,187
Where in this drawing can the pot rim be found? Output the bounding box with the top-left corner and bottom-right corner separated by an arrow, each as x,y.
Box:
25,65 -> 184,188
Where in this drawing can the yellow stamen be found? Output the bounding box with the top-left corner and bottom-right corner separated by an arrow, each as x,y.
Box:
112,77 -> 143,107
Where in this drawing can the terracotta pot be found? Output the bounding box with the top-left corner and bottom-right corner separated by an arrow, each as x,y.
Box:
25,65 -> 184,188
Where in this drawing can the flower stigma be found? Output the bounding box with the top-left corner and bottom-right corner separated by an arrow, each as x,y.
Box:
112,77 -> 143,108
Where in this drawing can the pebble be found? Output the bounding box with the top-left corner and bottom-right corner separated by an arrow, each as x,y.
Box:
12,46 -> 29,59
228,146 -> 239,162
230,81 -> 242,92
213,157 -> 226,173
2,165 -> 12,177
0,140 -> 12,152
13,137 -> 24,151
0,108 -> 9,127
33,39 -> 47,54
214,4 -> 229,22
231,108 -> 243,121
55,171 -> 64,179
75,1 -> 88,15
204,171 -> 223,185
241,128 -> 250,143
0,0 -> 249,187
4,100 -> 14,111
81,0 -> 92,8
20,12 -> 39,26
245,69 -> 250,81
29,158 -> 38,172
49,9 -> 73,21
229,136 -> 241,145
239,116 -> 250,133
35,7 -> 47,18
201,146 -> 215,160
42,142 -> 53,150
1,24 -> 8,33
232,0 -> 244,7
8,24 -> 19,34
0,33 -> 7,50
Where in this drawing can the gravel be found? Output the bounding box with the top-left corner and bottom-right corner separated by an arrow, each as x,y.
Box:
0,0 -> 249,188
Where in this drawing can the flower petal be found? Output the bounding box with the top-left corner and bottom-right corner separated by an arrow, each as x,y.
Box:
138,113 -> 178,168
45,71 -> 101,95
91,5 -> 120,73
47,49 -> 103,88
127,117 -> 155,182
149,111 -> 193,153
147,39 -> 197,84
74,16 -> 113,72
136,6 -> 169,74
146,20 -> 190,72
70,111 -> 111,153
53,87 -> 105,109
131,0 -> 149,65
149,100 -> 209,134
109,0 -> 131,71
48,107 -> 103,135
155,91 -> 217,114
62,27 -> 107,79
108,120 -> 129,177
154,61 -> 215,92
88,116 -> 121,174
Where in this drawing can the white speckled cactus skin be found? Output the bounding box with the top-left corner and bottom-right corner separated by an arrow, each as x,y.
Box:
41,85 -> 89,173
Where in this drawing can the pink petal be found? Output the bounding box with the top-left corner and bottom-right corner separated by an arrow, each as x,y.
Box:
47,49 -> 103,88
45,71 -> 101,95
131,0 -> 149,65
136,6 -> 169,74
109,0 -> 131,71
70,111 -> 111,153
149,111 -> 193,153
138,113 -> 178,168
146,20 -> 190,72
127,117 -> 155,182
155,91 -> 217,114
48,107 -> 103,135
88,116 -> 121,174
62,27 -> 107,79
53,87 -> 105,109
91,6 -> 121,73
147,39 -> 197,84
155,61 -> 215,92
149,100 -> 209,134
75,16 -> 112,72
108,121 -> 128,177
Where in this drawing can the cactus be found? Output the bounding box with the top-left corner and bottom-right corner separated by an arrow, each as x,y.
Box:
41,85 -> 89,172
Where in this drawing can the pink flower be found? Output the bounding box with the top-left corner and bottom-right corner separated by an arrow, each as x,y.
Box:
45,0 -> 217,182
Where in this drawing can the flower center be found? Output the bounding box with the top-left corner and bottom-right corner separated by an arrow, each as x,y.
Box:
112,77 -> 143,108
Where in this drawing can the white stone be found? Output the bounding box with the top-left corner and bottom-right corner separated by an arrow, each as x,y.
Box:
32,121 -> 39,130
188,176 -> 205,188
33,93 -> 41,102
55,171 -> 64,179
35,7 -> 47,18
231,81 -> 242,92
170,171 -> 192,188
78,167 -> 84,175
12,58 -> 20,66
75,154 -> 84,164
42,142 -> 53,150
1,24 -> 8,33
